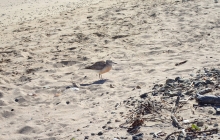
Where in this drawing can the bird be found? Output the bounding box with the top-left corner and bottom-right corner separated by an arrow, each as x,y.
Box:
85,60 -> 116,79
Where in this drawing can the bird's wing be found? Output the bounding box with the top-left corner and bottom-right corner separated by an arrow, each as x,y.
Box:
85,61 -> 106,70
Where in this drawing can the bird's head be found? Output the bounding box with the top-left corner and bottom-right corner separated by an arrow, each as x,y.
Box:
106,60 -> 117,65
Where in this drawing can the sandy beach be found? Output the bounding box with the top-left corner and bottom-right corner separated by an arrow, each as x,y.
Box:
0,0 -> 220,139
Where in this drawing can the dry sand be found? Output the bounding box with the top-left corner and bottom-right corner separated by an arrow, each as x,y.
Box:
0,0 -> 220,139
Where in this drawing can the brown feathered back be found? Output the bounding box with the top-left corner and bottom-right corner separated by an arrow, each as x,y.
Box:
85,61 -> 106,70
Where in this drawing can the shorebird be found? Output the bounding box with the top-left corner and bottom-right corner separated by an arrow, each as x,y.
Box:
85,60 -> 116,79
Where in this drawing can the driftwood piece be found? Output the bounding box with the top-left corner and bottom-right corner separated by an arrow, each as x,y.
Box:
165,131 -> 182,140
165,129 -> 218,140
175,60 -> 187,66
172,96 -> 180,113
197,88 -> 212,95
0,51 -> 14,54
171,114 -> 182,129
179,96 -> 192,103
196,94 -> 220,105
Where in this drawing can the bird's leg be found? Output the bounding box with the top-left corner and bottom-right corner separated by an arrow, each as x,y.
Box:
99,74 -> 103,80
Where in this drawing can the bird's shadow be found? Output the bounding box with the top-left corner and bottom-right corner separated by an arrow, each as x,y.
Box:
80,79 -> 107,86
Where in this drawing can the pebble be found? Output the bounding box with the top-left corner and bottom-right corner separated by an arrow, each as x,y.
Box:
115,119 -> 121,122
27,93 -> 36,96
110,84 -> 115,88
205,80 -> 214,85
183,120 -> 190,124
140,93 -> 148,99
132,133 -> 143,140
70,87 -> 79,91
56,102 -> 60,105
175,77 -> 181,81
166,79 -> 175,85
208,121 -> 213,125
97,132 -> 103,135
107,126 -> 113,130
197,121 -> 204,127
84,136 -> 89,139
214,123 -> 218,127
208,110 -> 214,114
72,82 -> 80,88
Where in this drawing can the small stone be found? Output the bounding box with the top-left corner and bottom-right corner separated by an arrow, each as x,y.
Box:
208,110 -> 214,114
205,80 -> 214,85
27,93 -> 33,96
107,126 -> 113,130
91,133 -> 95,136
177,135 -> 185,140
194,81 -> 205,87
208,121 -> 213,125
140,93 -> 148,99
136,85 -> 141,89
15,99 -> 19,102
11,109 -> 14,111
107,121 -> 111,124
66,86 -> 71,89
77,129 -> 80,131
197,121 -> 204,127
132,133 -> 143,140
150,132 -> 154,135
150,13 -> 156,17
159,87 -> 165,92
214,123 -> 218,127
97,131 -> 103,135
115,119 -> 121,122
84,136 -> 89,139
66,101 -> 70,104
72,82 -> 79,88
166,79 -> 175,84
56,102 -> 60,105
110,84 -> 115,88
115,103 -> 120,108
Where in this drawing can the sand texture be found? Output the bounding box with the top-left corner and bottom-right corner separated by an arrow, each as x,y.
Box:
0,0 -> 220,139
